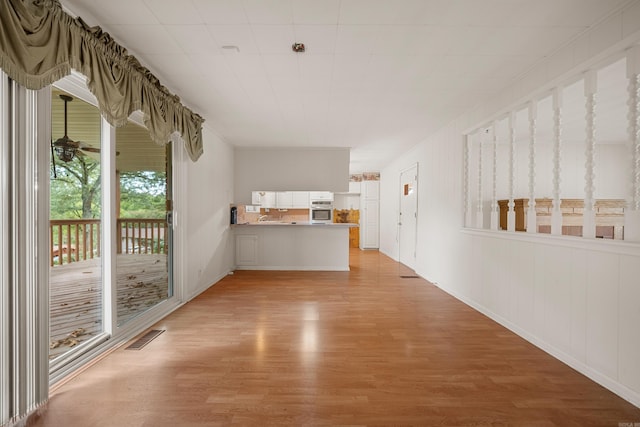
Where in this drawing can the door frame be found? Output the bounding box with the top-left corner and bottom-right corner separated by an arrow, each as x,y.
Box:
48,71 -> 185,383
398,163 -> 419,270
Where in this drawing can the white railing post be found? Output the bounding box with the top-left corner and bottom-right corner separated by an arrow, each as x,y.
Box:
508,112 -> 516,231
625,46 -> 640,241
476,131 -> 484,228
552,88 -> 563,235
527,101 -> 537,233
583,70 -> 597,239
464,135 -> 471,227
490,122 -> 499,230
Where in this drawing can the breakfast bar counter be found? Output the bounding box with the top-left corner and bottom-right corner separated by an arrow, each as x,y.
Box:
232,222 -> 357,271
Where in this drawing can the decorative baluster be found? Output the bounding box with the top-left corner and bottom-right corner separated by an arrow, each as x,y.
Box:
625,46 -> 640,241
464,135 -> 471,227
490,122 -> 499,230
551,88 -> 563,235
476,131 -> 484,228
508,112 -> 516,231
583,71 -> 597,239
527,101 -> 537,233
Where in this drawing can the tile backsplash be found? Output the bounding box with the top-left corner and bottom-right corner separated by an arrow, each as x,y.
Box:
236,206 -> 309,224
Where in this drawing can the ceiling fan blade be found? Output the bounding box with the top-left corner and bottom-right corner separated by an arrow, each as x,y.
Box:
78,144 -> 120,156
79,146 -> 101,153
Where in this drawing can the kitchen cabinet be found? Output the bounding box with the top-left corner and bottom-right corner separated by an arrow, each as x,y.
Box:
253,191 -> 308,209
360,181 -> 379,249
348,181 -> 361,194
252,191 -> 276,208
361,181 -> 379,200
292,191 -> 310,208
309,191 -> 334,201
235,234 -> 258,266
251,191 -> 261,205
276,191 -> 293,208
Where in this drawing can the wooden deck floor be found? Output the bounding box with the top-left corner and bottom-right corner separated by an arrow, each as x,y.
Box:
35,249 -> 640,426
49,254 -> 168,359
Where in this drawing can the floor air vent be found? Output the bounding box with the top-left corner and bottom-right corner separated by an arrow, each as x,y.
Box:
400,275 -> 420,279
125,329 -> 165,350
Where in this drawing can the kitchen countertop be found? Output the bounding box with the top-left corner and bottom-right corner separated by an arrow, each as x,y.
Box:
233,221 -> 358,227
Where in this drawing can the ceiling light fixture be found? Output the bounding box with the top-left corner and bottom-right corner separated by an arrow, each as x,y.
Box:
292,43 -> 305,53
221,45 -> 240,53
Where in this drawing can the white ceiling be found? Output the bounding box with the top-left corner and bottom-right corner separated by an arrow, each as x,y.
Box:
58,0 -> 629,173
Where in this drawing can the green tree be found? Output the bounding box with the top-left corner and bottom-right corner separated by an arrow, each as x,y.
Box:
119,171 -> 166,218
51,157 -> 166,220
50,155 -> 101,219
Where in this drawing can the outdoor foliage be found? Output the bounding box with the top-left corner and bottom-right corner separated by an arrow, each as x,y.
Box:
50,156 -> 166,219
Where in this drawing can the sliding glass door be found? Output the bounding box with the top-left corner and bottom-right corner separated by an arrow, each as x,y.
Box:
115,121 -> 172,326
49,88 -> 104,361
49,75 -> 174,365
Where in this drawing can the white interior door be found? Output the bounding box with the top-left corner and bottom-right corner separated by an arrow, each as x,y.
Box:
399,165 -> 418,270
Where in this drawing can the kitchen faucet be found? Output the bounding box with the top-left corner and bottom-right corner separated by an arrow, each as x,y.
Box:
258,215 -> 269,222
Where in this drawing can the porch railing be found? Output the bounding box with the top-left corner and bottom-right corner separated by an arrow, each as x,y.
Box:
50,218 -> 167,266
50,219 -> 101,266
117,218 -> 167,255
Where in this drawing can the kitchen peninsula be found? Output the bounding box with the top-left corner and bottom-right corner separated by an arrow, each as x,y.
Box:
233,222 -> 356,271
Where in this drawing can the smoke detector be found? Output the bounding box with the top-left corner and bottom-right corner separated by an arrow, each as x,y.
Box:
292,43 -> 305,53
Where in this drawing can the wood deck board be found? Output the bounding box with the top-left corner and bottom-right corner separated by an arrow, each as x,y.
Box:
49,254 -> 168,359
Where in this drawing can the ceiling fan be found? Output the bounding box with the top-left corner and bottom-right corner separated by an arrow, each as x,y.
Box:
51,94 -> 103,164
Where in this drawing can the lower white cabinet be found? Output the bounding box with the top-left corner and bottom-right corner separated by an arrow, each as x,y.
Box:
235,234 -> 258,266
234,225 -> 351,271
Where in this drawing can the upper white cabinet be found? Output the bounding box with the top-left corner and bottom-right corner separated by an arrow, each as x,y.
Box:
251,191 -> 262,205
276,191 -> 293,208
309,191 -> 334,201
254,191 -> 310,209
252,191 -> 276,208
292,191 -> 310,208
361,181 -> 379,200
348,181 -> 361,194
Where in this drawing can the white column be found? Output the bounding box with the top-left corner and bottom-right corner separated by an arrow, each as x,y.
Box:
551,88 -> 563,235
527,101 -> 537,233
507,112 -> 516,231
625,46 -> 640,241
490,122 -> 499,230
476,131 -> 484,228
583,70 -> 597,239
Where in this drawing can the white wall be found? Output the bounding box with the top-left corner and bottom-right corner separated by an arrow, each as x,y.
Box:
234,147 -> 350,203
183,127 -> 235,300
380,2 -> 640,407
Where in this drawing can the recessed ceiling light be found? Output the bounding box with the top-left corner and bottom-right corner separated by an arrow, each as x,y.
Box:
292,43 -> 305,53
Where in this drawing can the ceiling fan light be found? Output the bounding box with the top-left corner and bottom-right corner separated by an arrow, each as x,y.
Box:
54,143 -> 76,162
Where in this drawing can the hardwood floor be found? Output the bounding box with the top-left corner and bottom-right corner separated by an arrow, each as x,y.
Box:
31,249 -> 640,426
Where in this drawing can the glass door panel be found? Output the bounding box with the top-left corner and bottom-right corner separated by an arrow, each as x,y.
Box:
116,120 -> 171,326
49,88 -> 103,360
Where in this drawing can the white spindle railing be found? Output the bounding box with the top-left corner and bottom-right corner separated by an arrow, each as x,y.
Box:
552,88 -> 563,235
583,70 -> 597,239
626,46 -> 640,241
527,101 -> 537,233
491,122 -> 499,230
476,131 -> 484,229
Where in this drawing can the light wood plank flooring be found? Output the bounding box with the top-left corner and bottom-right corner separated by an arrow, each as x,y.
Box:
32,249 -> 640,426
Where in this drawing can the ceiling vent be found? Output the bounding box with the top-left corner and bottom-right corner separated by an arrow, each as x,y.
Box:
292,43 -> 305,53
